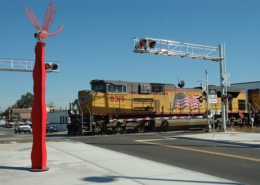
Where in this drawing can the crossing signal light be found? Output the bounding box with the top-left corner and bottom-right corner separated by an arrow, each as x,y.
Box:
148,40 -> 156,48
206,110 -> 211,115
45,62 -> 59,72
197,96 -> 203,103
178,80 -> 185,88
135,38 -> 156,50
228,94 -> 233,102
139,39 -> 147,46
221,94 -> 233,102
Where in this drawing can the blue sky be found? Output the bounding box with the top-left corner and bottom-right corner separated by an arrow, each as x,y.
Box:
0,0 -> 259,112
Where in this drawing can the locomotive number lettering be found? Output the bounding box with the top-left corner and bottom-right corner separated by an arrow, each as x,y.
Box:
110,96 -> 124,102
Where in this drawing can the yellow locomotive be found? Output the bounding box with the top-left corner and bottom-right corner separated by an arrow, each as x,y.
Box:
66,79 -> 247,135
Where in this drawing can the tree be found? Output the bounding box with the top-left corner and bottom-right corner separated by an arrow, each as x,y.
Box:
12,92 -> 34,108
72,99 -> 80,111
72,99 -> 79,107
47,101 -> 55,108
10,114 -> 18,122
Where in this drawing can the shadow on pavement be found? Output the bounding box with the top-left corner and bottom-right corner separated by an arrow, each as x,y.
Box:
0,166 -> 30,171
83,175 -> 242,184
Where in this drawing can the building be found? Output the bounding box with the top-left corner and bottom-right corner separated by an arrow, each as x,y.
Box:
5,107 -> 61,122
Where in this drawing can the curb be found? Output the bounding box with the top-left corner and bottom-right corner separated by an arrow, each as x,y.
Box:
172,136 -> 260,148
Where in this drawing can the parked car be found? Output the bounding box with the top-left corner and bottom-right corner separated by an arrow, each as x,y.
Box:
14,124 -> 32,134
52,125 -> 59,132
46,124 -> 59,133
0,120 -> 5,127
4,124 -> 12,128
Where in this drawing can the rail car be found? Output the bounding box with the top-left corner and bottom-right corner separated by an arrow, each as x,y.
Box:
248,88 -> 260,112
65,79 -> 247,135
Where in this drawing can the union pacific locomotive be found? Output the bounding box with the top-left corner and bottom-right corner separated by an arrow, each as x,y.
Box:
66,79 -> 247,135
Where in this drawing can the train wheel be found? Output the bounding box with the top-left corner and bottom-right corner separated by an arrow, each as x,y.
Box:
136,125 -> 144,133
161,120 -> 169,132
105,128 -> 113,134
146,121 -> 155,131
93,127 -> 100,135
114,126 -> 122,134
216,120 -> 220,128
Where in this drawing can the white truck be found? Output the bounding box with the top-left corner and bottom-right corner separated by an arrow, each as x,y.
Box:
14,124 -> 32,134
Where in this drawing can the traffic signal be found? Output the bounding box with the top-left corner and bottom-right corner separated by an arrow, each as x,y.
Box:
228,94 -> 233,102
45,62 -> 59,72
139,39 -> 147,47
221,96 -> 227,101
206,110 -> 211,115
178,80 -> 185,88
221,94 -> 233,102
197,96 -> 203,103
135,38 -> 156,50
148,40 -> 156,48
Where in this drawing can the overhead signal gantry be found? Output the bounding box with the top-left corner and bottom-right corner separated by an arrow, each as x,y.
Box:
0,58 -> 59,73
133,37 -> 230,131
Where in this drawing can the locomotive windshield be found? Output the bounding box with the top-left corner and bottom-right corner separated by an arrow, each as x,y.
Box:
92,84 -> 105,92
107,84 -> 126,92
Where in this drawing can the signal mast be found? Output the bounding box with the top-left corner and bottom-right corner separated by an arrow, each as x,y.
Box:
0,58 -> 59,73
133,37 -> 229,131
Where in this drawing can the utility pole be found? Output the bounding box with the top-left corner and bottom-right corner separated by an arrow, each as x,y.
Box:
219,44 -> 227,131
198,70 -> 210,132
206,70 -> 210,131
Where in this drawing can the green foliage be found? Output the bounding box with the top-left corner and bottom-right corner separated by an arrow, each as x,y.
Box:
0,111 -> 5,117
72,99 -> 79,107
12,92 -> 34,108
10,114 -> 18,122
47,101 -> 55,108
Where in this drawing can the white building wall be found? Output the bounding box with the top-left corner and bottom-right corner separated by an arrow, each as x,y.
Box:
47,111 -> 69,131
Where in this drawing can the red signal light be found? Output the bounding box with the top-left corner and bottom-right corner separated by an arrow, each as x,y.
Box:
45,63 -> 51,70
228,96 -> 233,102
221,97 -> 227,101
45,62 -> 59,72
139,39 -> 146,46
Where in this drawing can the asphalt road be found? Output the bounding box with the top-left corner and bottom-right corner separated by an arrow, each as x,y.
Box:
70,132 -> 260,185
0,127 -> 68,144
1,127 -> 259,185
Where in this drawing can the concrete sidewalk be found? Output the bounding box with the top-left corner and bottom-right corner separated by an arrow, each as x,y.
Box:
173,131 -> 260,147
0,139 -> 244,185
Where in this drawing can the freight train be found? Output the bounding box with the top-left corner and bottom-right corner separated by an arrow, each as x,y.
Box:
63,79 -> 247,135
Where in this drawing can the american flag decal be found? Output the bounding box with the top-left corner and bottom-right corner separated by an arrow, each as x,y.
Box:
171,93 -> 201,110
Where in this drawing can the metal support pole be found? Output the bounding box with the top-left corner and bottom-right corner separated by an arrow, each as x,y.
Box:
226,96 -> 229,122
219,44 -> 226,131
77,102 -> 83,128
212,104 -> 215,138
206,70 -> 210,131
85,104 -> 92,132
